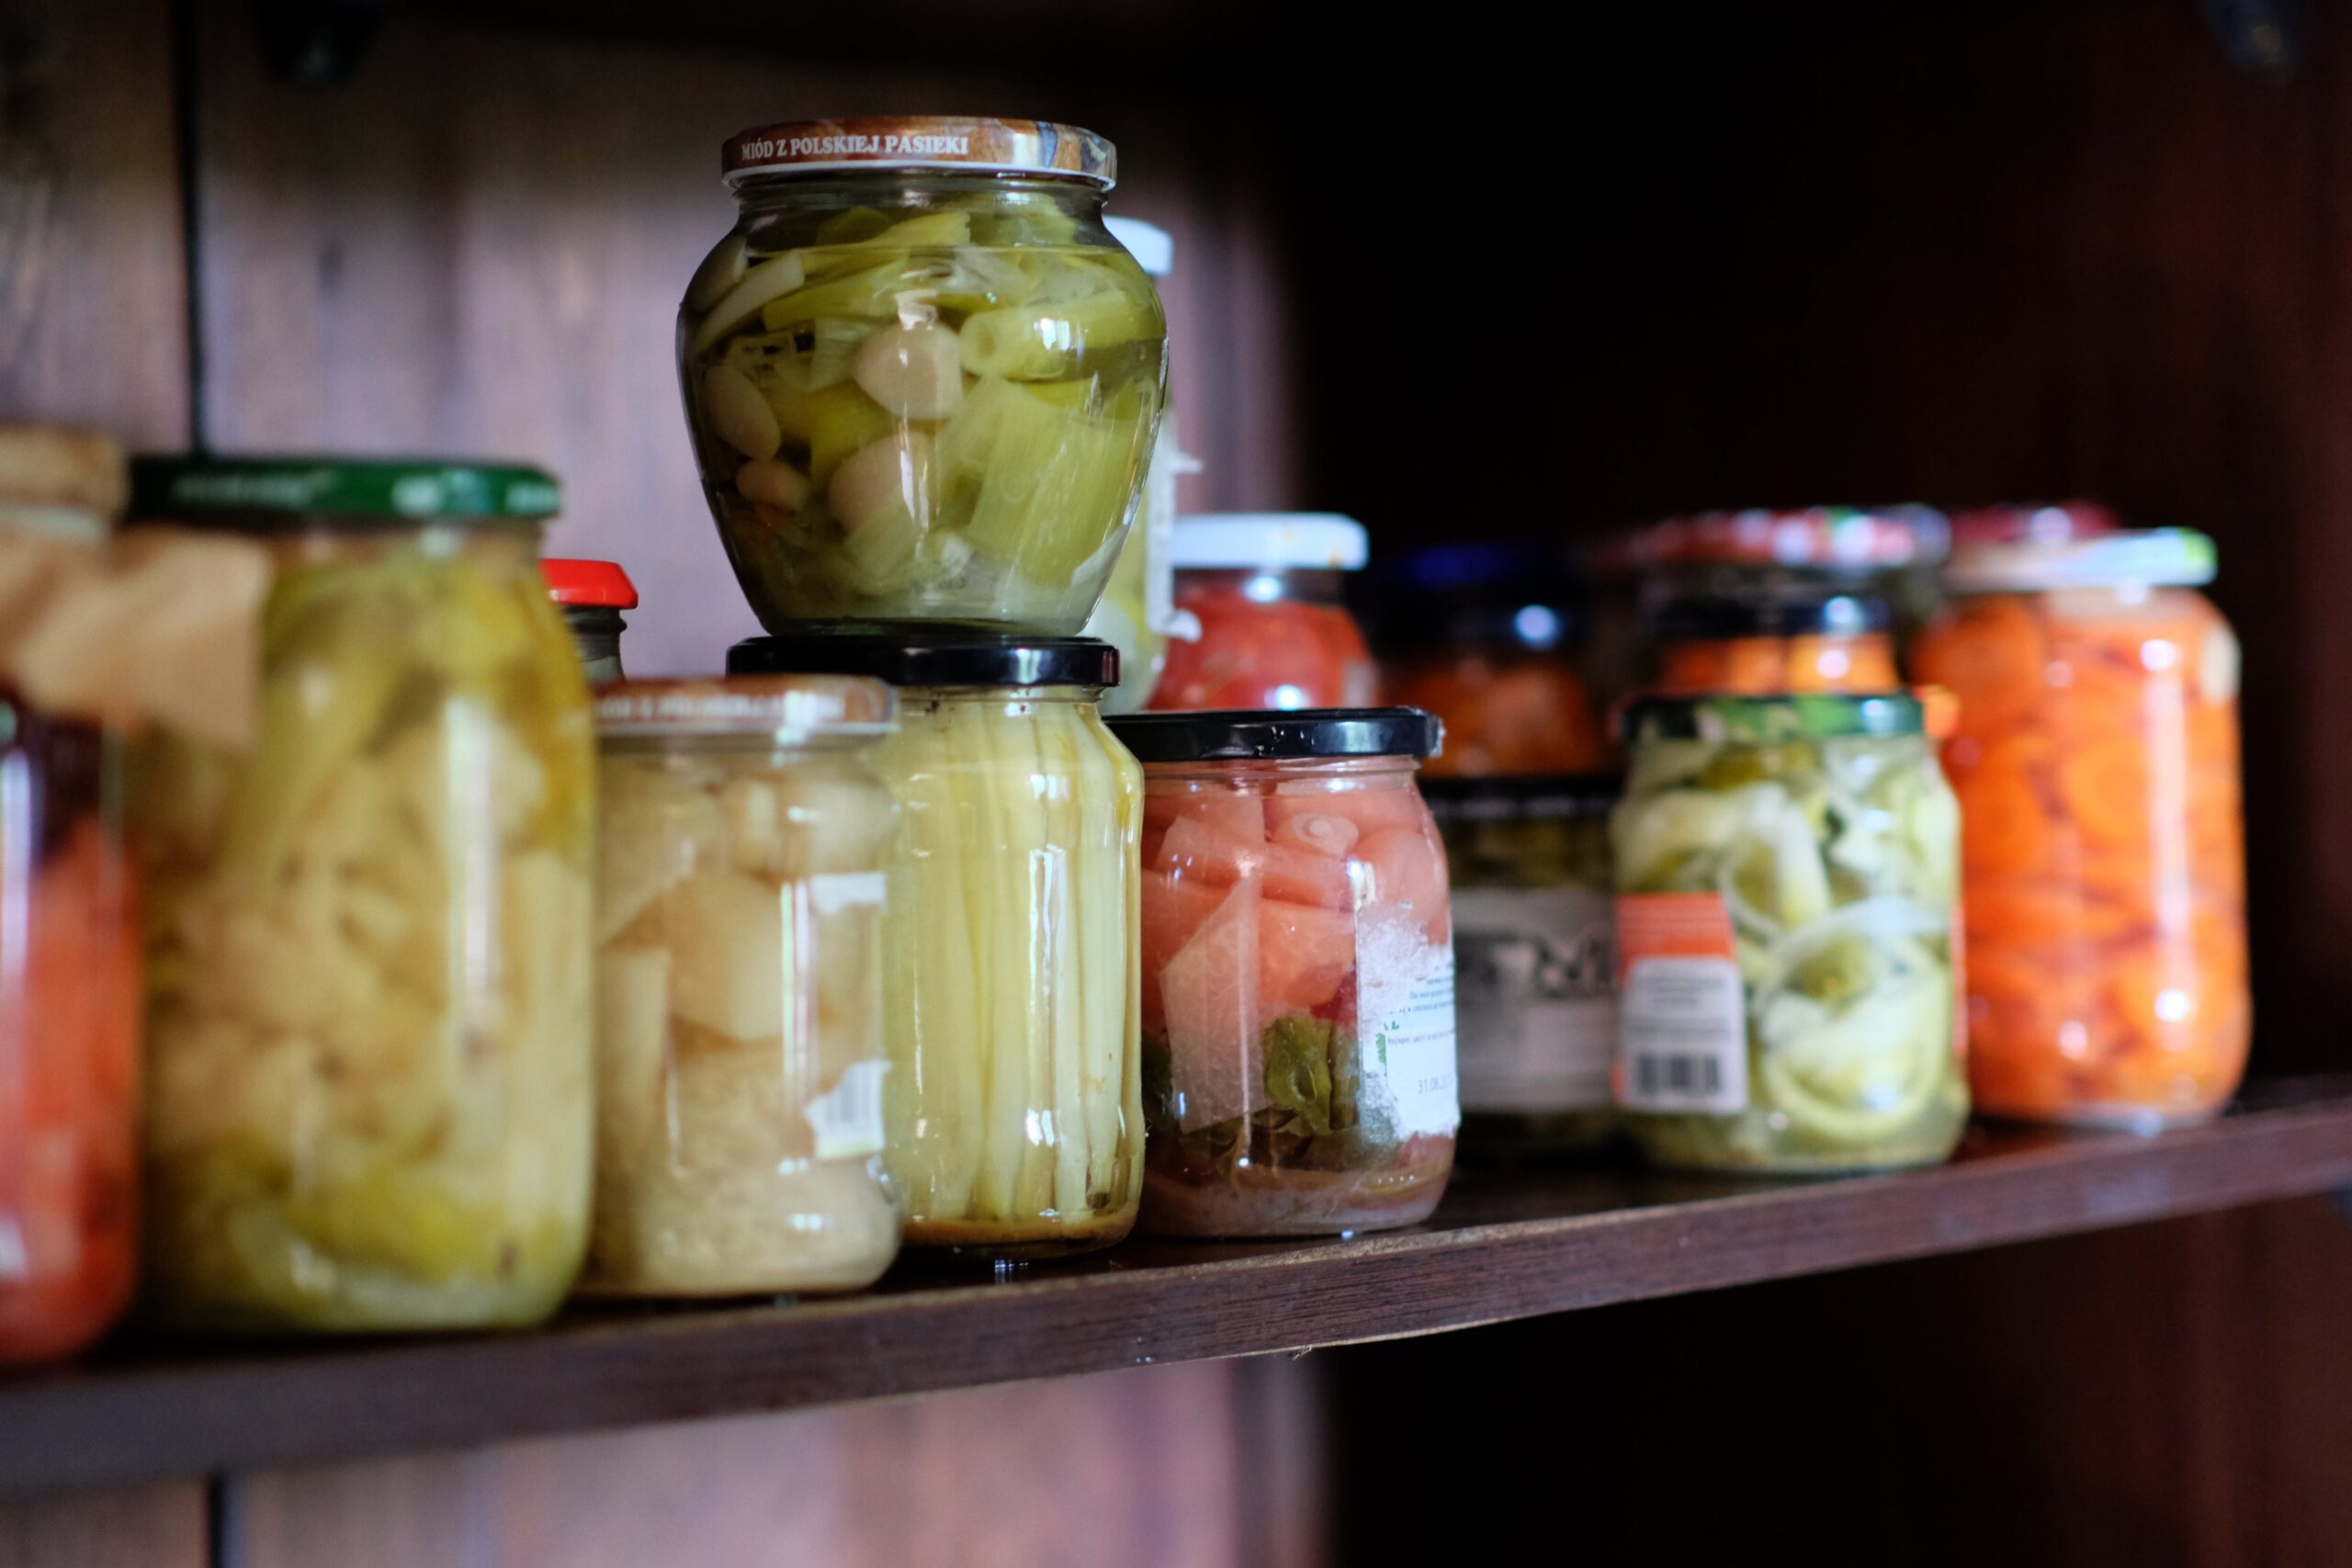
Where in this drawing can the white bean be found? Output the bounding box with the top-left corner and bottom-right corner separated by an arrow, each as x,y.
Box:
852,321 -> 965,420
828,434 -> 933,531
735,457 -> 810,513
704,363 -> 781,460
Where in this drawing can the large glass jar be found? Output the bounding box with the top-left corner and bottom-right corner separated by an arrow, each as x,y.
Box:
130,457 -> 595,1332
1911,530 -> 2248,1127
679,116 -> 1169,636
1376,541 -> 1611,777
1108,709 -> 1457,1236
1612,694 -> 1967,1173
0,427 -> 139,1365
729,637 -> 1142,1257
1429,775 -> 1619,1156
1152,514 -> 1379,711
583,677 -> 900,1296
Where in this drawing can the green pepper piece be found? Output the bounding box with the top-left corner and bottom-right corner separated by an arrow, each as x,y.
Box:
1261,1014 -> 1337,1137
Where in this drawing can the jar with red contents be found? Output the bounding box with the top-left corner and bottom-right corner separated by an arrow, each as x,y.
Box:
541,558 -> 639,684
1151,514 -> 1379,711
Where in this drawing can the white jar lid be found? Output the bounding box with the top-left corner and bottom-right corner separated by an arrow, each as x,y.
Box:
1944,527 -> 2216,593
1168,513 -> 1368,571
1104,217 -> 1173,277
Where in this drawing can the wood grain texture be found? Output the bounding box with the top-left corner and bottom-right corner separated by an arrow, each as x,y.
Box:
0,1483 -> 206,1568
189,5 -> 1295,675
0,0 -> 188,440
228,1359 -> 1272,1568
2,1080 -> 2349,1493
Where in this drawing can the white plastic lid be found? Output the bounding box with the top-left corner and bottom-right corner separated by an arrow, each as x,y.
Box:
1105,216 -> 1173,276
1168,513 -> 1368,571
1944,527 -> 2216,593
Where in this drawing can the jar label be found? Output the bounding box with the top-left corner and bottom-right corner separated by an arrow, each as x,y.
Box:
1613,893 -> 1747,1113
1362,925 -> 1460,1138
804,1059 -> 890,1160
1453,886 -> 1617,1112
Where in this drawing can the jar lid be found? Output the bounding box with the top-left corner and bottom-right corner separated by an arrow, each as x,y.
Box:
1627,506 -> 1950,570
0,425 -> 127,522
727,635 -> 1120,691
722,116 -> 1116,187
1949,501 -> 2120,547
542,557 -> 639,609
130,456 -> 560,527
1621,692 -> 1925,742
1421,773 -> 1619,825
1656,591 -> 1892,642
596,675 -> 896,742
1167,513 -> 1368,571
1104,216 -> 1172,276
1942,527 -> 2215,592
1106,706 -> 1442,762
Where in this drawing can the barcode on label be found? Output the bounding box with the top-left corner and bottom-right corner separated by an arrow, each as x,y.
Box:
1633,1054 -> 1724,1099
1617,953 -> 1747,1113
804,1059 -> 889,1159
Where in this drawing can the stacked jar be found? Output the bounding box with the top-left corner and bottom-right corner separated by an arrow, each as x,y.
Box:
679,116 -> 1169,1258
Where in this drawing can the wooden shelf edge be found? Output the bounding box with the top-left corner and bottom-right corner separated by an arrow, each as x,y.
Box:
6,1079 -> 2349,1493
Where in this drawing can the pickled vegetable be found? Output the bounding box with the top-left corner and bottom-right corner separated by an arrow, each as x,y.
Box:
873,691 -> 1143,1253
584,736 -> 899,1296
1611,697 -> 1966,1171
138,538 -> 595,1330
1154,582 -> 1378,711
1912,581 -> 2248,1123
679,197 -> 1168,633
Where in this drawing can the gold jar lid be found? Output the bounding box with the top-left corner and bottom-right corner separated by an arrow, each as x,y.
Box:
722,115 -> 1115,187
596,674 -> 897,747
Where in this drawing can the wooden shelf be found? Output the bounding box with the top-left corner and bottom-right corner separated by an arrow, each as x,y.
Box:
5,1076 -> 2350,1493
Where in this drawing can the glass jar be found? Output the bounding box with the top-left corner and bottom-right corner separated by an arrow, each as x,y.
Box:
1152,514 -> 1379,711
1655,589 -> 1899,694
1107,709 -> 1457,1236
1375,542 -> 1611,777
1612,694 -> 1967,1173
582,677 -> 900,1296
729,637 -> 1141,1257
1911,529 -> 2248,1127
129,457 -> 595,1332
0,426 -> 139,1365
679,115 -> 1169,636
1428,775 -> 1619,1156
542,557 -> 638,683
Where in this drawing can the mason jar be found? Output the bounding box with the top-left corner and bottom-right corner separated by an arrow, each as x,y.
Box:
729,637 -> 1142,1257
130,457 -> 594,1332
680,116 -> 1169,636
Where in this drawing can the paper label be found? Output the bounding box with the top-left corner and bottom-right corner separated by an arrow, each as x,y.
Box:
1360,917 -> 1460,1137
804,1059 -> 889,1160
1453,886 -> 1617,1113
1613,893 -> 1747,1113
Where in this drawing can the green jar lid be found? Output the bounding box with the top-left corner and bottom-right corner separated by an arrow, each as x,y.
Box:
1622,692 -> 1925,743
130,456 -> 560,526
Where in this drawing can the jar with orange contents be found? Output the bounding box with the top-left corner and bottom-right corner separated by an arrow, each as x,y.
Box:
1910,528 -> 2248,1128
1654,590 -> 1899,695
1152,514 -> 1379,711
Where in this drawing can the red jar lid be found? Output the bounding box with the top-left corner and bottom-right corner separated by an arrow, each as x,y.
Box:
541,557 -> 638,609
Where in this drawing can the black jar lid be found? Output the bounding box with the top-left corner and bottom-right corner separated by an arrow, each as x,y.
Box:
1656,589 -> 1891,643
1107,707 -> 1442,763
726,635 -> 1119,690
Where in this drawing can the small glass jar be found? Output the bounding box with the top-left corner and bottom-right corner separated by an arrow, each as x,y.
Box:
1375,542 -> 1611,777
1655,589 -> 1899,695
1911,529 -> 2248,1127
729,637 -> 1141,1257
541,557 -> 638,683
130,457 -> 595,1332
0,426 -> 139,1365
582,677 -> 900,1296
1613,694 -> 1967,1173
1428,775 -> 1619,1156
1107,708 -> 1457,1236
1152,513 -> 1379,711
679,116 -> 1169,636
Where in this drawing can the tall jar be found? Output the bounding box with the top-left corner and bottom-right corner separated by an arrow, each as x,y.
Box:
583,677 -> 900,1296
1911,529 -> 2248,1127
130,457 -> 595,1332
0,427 -> 140,1364
679,116 -> 1169,636
1612,694 -> 1967,1173
1152,514 -> 1380,711
1109,709 -> 1457,1236
729,637 -> 1141,1257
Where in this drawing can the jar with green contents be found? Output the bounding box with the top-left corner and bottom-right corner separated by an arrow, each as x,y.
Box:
130,457 -> 594,1331
729,637 -> 1141,1257
1611,694 -> 1965,1173
1428,775 -> 1620,1156
681,116 -> 1169,636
